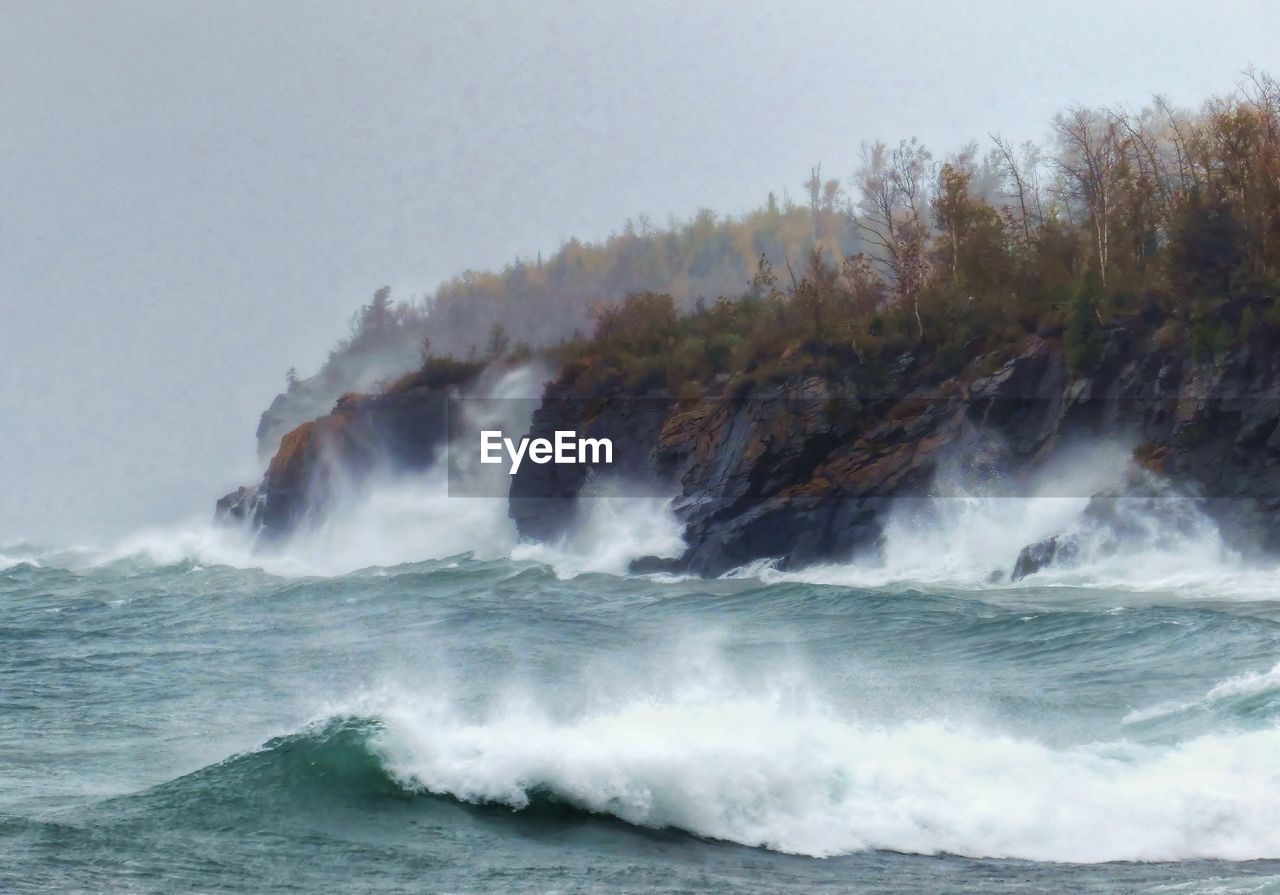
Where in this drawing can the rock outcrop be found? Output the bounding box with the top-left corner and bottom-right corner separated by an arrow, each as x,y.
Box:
221,312 -> 1280,577
507,316 -> 1280,576
501,333 -> 1076,574
1010,472 -> 1210,580
217,380 -> 455,538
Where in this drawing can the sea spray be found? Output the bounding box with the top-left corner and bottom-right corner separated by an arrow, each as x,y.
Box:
366,678 -> 1280,863
510,490 -> 686,577
749,443 -> 1252,594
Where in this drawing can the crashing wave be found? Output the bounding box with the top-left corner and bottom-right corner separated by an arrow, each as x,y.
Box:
361,689 -> 1280,863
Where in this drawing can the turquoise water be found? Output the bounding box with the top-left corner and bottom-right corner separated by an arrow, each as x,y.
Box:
5,502 -> 1280,892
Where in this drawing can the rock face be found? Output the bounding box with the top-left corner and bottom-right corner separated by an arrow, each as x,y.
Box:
217,383 -> 454,538
508,336 -> 1073,575
509,317 -> 1280,576
1011,536 -> 1062,582
254,331 -> 429,462
507,388 -> 676,542
1010,472 -> 1218,580
223,313 -> 1280,577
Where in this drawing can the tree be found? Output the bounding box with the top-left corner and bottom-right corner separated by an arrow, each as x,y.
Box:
486,323 -> 511,360
855,139 -> 933,339
369,286 -> 393,331
840,253 -> 886,316
930,150 -> 1009,301
991,133 -> 1044,243
749,253 -> 780,300
932,160 -> 973,283
804,164 -> 822,220
1066,274 -> 1102,372
793,248 -> 839,337
1053,108 -> 1127,288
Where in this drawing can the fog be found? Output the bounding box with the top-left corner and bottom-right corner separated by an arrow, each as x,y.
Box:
2,0 -> 1278,544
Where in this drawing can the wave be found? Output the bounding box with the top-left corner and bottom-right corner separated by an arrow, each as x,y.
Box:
0,552 -> 40,571
1125,660 -> 1280,726
117,692 -> 1280,864
34,497 -> 1267,597
73,478 -> 682,580
137,716 -> 402,806
340,684 -> 1280,864
510,491 -> 686,578
757,496 -> 1253,596
42,362 -> 682,580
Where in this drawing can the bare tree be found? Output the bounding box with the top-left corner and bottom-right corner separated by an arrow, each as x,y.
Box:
1155,94 -> 1203,194
804,164 -> 822,238
1053,108 -> 1127,287
854,139 -> 932,338
1112,107 -> 1173,212
991,133 -> 1042,243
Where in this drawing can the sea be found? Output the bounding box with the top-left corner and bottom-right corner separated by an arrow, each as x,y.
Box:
6,460 -> 1280,894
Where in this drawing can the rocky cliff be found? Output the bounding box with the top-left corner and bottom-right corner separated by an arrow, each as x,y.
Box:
508,314 -> 1280,576
221,313 -> 1280,577
217,377 -> 456,538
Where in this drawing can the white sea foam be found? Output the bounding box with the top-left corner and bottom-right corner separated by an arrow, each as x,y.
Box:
80,362 -> 684,578
748,444 -> 1276,598
42,418 -> 1280,597
0,552 -> 39,570
66,476 -> 684,579
510,492 -> 686,577
0,541 -> 41,569
364,680 -> 1280,863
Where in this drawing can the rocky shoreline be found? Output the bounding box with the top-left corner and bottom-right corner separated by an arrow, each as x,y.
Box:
219,313 -> 1280,578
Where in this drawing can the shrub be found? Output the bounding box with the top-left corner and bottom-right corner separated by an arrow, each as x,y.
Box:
1189,321 -> 1232,362
1065,276 -> 1101,373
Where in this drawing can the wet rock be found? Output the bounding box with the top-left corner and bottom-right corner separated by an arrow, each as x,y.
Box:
222,312 -> 1280,575
214,485 -> 260,524
1011,536 -> 1063,582
217,379 -> 459,538
628,555 -> 683,575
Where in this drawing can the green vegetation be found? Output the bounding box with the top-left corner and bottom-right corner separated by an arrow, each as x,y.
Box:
331,74 -> 1280,401
1066,275 -> 1102,373
383,356 -> 488,394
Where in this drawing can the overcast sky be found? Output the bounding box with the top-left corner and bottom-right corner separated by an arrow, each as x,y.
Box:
3,0 -> 1280,544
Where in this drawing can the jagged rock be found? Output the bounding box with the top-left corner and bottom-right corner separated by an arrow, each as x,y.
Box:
1009,471 -> 1212,580
217,377 -> 461,537
214,485 -> 260,524
628,555 -> 683,574
222,312 -> 1280,576
1012,536 -> 1063,581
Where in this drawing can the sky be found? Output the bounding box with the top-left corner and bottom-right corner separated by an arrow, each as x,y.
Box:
3,0 -> 1280,544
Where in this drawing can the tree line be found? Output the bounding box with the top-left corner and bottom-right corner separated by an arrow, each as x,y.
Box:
314,73 -> 1280,398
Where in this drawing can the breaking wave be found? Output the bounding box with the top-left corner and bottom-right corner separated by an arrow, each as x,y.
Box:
144,686 -> 1280,864
510,491 -> 685,577
80,478 -> 683,579
1125,660 -> 1280,726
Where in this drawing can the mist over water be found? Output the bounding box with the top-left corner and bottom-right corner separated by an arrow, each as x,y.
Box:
14,426 -> 1262,592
